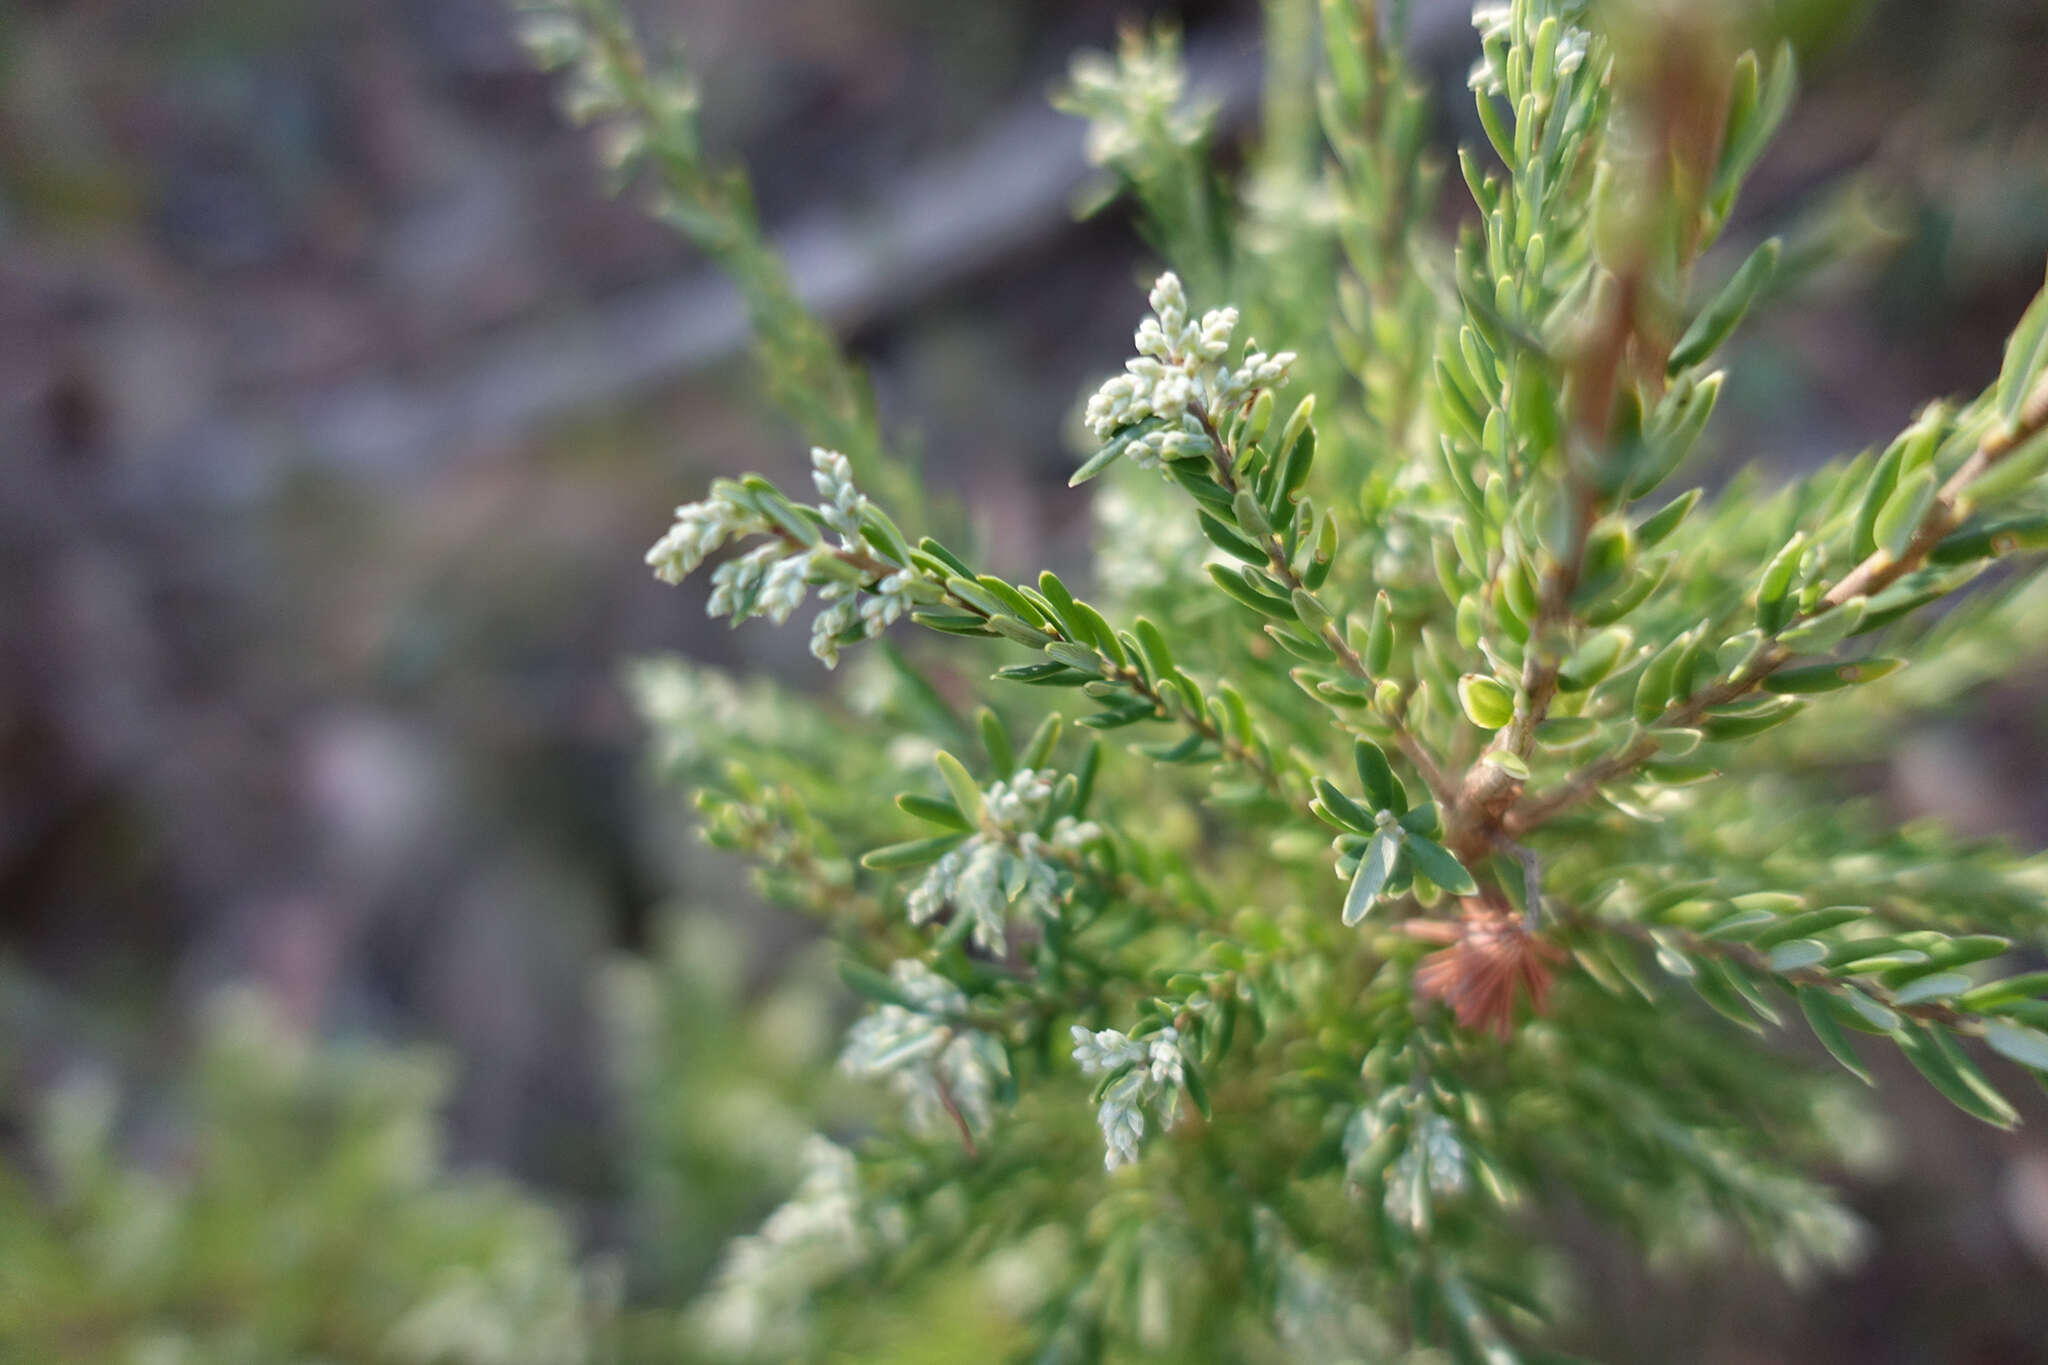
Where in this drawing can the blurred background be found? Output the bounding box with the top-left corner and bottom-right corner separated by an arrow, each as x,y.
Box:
4,0 -> 2048,1359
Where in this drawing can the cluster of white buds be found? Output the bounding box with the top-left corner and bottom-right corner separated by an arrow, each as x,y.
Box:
514,1 -> 697,187
903,770 -> 1099,955
647,448 -> 926,669
979,768 -> 1052,826
1070,1024 -> 1189,1170
706,543 -> 813,625
807,565 -> 918,670
646,494 -> 767,585
1468,4 -> 1591,98
838,960 -> 1008,1140
1061,33 -> 1207,171
1083,273 -> 1296,471
809,447 -> 869,541
512,5 -> 588,73
1344,1098 -> 1470,1233
694,1136 -> 899,1359
806,448 -> 921,668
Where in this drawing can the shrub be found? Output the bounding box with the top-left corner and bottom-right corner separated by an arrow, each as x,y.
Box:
528,0 -> 2048,1359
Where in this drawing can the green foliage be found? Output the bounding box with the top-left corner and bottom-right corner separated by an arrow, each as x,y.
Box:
535,0 -> 2048,1359
0,989 -> 606,1364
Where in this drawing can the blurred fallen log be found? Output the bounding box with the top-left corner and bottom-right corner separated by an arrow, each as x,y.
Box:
156,4 -> 1472,497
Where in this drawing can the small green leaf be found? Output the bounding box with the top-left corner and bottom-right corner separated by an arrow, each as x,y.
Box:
1072,739 -> 1101,813
985,615 -> 1058,648
1898,1022 -> 2018,1128
912,608 -> 997,637
1702,908 -> 1778,940
1634,629 -> 1693,723
1766,939 -> 1827,972
1775,597 -> 1868,652
1199,511 -> 1268,563
977,708 -> 1014,775
1652,932 -> 1697,978
997,663 -> 1089,687
1365,591 -> 1395,677
1755,532 -> 1807,634
1458,674 -> 1516,730
1874,465 -> 1938,561
1630,371 -> 1722,498
1730,890 -> 1806,914
1070,419 -> 1161,486
1343,829 -> 1401,926
944,575 -> 1010,620
1397,802 -> 1440,838
1957,972 -> 2048,1012
1651,728 -> 1702,757
1839,986 -> 1901,1035
1714,40 -> 1796,202
975,576 -> 1048,626
1019,714 -> 1063,771
1303,511 -> 1340,589
1690,959 -> 1764,1033
1668,238 -> 1780,374
1138,732 -> 1211,764
1353,739 -> 1407,815
1582,560 -> 1669,627
1312,778 -> 1378,834
1558,628 -> 1630,691
1964,423 -> 2048,505
1065,598 -> 1126,663
1043,641 -> 1105,675
839,960 -> 925,1011
1892,973 -> 1974,1007
1983,1021 -> 2048,1073
1290,588 -> 1333,633
1275,423 -> 1318,508
1132,617 -> 1176,681
1271,625 -> 1337,662
1995,276 -> 2048,426
1484,749 -> 1531,780
1701,698 -> 1803,739
1637,488 -> 1701,548
1762,658 -> 1903,694
1208,563 -> 1299,619
1535,715 -> 1602,748
1275,394 -> 1316,470
1753,906 -> 1866,948
1402,835 -> 1478,897
861,833 -> 970,870
1798,988 -> 1874,1086
933,750 -> 985,826
1929,513 -> 2048,565
896,793 -> 970,830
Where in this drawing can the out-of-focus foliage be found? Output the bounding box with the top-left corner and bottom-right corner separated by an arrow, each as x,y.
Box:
601,906 -> 847,1299
0,989 -> 608,1365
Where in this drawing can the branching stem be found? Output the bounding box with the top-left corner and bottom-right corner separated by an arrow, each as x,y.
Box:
1508,376 -> 2048,834
1193,404 -> 1458,808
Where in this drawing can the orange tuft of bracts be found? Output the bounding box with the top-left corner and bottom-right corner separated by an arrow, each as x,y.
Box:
1406,902 -> 1563,1040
